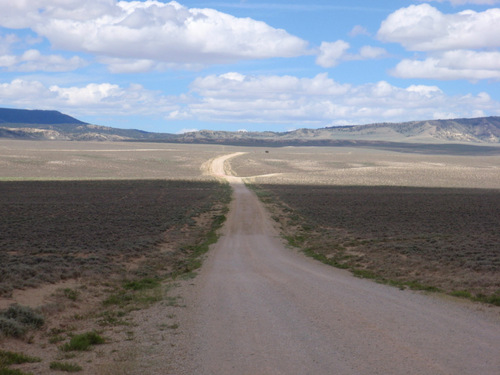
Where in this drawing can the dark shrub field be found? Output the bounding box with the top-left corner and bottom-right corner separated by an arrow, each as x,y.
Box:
0,180 -> 230,296
254,184 -> 500,303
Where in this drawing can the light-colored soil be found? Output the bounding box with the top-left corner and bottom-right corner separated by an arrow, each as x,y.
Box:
230,147 -> 500,188
0,140 -> 235,181
0,280 -> 79,310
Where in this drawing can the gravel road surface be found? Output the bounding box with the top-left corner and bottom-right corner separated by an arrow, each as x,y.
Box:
178,153 -> 500,375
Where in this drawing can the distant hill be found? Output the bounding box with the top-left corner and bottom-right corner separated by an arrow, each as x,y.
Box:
171,117 -> 500,154
0,107 -> 176,141
177,117 -> 500,145
1,107 -> 499,154
0,108 -> 87,125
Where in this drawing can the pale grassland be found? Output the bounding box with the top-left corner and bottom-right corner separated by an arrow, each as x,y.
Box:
231,147 -> 500,189
0,140 -> 242,181
3,140 -> 498,188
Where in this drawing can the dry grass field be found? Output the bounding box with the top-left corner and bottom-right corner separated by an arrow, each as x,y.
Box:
0,139 -> 237,181
232,147 -> 500,305
231,146 -> 500,188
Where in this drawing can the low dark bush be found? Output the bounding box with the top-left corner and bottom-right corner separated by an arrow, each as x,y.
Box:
0,305 -> 44,337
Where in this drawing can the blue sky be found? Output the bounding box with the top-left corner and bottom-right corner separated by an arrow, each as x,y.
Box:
0,0 -> 499,134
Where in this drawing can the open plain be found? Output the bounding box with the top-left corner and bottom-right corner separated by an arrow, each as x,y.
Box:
0,140 -> 499,374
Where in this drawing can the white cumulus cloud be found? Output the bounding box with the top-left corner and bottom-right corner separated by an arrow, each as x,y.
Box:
349,25 -> 370,37
316,41 -> 387,68
0,33 -> 19,54
0,49 -> 86,72
0,78 -> 178,116
378,4 -> 500,51
1,73 -> 498,127
379,5 -> 500,82
316,41 -> 351,68
191,72 -> 351,100
392,50 -> 500,80
0,0 -> 308,70
358,46 -> 387,59
174,72 -> 499,125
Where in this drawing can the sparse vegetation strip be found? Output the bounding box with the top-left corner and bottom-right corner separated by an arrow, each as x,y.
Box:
173,207 -> 229,277
0,350 -> 40,375
49,361 -> 82,372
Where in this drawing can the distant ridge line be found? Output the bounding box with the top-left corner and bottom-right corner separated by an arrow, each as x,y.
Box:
0,107 -> 499,149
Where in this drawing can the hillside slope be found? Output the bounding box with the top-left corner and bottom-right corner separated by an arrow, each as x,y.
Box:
180,117 -> 500,144
0,108 -> 86,125
0,107 -> 175,141
316,117 -> 500,143
1,107 -> 499,146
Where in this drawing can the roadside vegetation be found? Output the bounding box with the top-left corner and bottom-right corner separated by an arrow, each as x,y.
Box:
250,183 -> 500,306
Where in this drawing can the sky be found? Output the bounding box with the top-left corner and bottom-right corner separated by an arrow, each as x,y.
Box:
0,0 -> 499,134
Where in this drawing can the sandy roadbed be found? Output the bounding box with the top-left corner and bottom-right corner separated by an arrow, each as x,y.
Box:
167,153 -> 500,375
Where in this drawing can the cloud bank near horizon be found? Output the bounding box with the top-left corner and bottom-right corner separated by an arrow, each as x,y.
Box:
1,73 -> 495,128
0,1 -> 499,131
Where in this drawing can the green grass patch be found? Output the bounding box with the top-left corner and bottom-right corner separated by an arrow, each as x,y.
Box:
103,280 -> 163,310
123,277 -> 160,291
0,368 -> 32,375
102,291 -> 134,307
49,362 -> 82,372
405,281 -> 441,292
473,293 -> 500,306
450,290 -> 500,306
62,288 -> 79,301
451,290 -> 473,299
0,351 -> 41,367
60,331 -> 105,352
351,268 -> 379,279
0,350 -> 41,375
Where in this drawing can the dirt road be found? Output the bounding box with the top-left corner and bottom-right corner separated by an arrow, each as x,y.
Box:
181,153 -> 500,374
